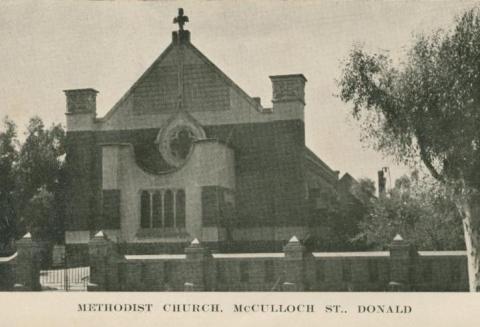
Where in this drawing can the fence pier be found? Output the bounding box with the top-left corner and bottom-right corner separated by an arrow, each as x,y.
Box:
389,234 -> 416,291
282,236 -> 305,291
88,231 -> 118,291
15,233 -> 40,291
184,238 -> 209,291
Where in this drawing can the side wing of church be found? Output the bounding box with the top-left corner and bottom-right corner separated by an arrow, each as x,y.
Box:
63,24 -> 349,255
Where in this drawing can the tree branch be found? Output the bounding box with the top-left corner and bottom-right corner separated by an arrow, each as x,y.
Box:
417,139 -> 444,182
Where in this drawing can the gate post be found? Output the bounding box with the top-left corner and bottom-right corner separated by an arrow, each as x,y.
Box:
88,231 -> 114,291
389,234 -> 415,291
282,236 -> 305,291
15,233 -> 41,291
184,238 -> 208,291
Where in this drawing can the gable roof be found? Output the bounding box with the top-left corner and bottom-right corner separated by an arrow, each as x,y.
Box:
97,39 -> 261,123
187,42 -> 262,109
305,146 -> 339,182
339,173 -> 357,186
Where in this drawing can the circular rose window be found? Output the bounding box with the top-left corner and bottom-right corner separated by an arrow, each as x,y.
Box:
156,113 -> 206,168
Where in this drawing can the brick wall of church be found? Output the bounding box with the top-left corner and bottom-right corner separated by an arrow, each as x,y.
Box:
205,120 -> 307,227
64,131 -> 97,231
64,119 -> 308,233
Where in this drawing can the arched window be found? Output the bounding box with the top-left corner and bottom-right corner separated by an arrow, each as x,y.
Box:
176,190 -> 186,228
140,188 -> 186,230
152,191 -> 163,228
140,191 -> 151,228
164,190 -> 174,228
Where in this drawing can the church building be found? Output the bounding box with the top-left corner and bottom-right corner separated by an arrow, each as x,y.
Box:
63,10 -> 356,256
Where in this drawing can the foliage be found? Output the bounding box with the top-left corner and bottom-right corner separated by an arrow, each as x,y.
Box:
0,116 -> 66,246
312,178 -> 375,251
355,173 -> 465,250
338,8 -> 480,191
16,117 -> 65,205
337,9 -> 480,290
351,178 -> 376,205
0,117 -> 18,255
15,116 -> 66,242
22,186 -> 58,241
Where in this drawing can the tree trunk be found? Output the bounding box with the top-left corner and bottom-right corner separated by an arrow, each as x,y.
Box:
460,193 -> 480,292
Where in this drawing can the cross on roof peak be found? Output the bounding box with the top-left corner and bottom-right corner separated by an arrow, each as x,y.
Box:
173,8 -> 189,31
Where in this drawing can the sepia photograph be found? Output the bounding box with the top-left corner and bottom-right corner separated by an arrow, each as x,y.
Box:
2,1 -> 480,323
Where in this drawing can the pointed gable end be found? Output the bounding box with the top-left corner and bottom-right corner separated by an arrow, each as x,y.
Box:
100,36 -> 260,123
132,43 -> 231,115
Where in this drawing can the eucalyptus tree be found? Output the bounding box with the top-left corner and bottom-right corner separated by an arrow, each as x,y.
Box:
338,8 -> 480,291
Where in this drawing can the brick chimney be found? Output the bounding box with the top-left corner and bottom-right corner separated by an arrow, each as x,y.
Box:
269,74 -> 306,119
270,74 -> 306,104
64,88 -> 98,131
378,170 -> 386,197
64,88 -> 98,114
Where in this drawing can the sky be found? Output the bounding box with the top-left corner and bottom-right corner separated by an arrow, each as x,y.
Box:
0,0 -> 477,186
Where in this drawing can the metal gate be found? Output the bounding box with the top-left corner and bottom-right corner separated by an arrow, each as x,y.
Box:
39,266 -> 90,291
39,245 -> 90,291
40,267 -> 90,292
